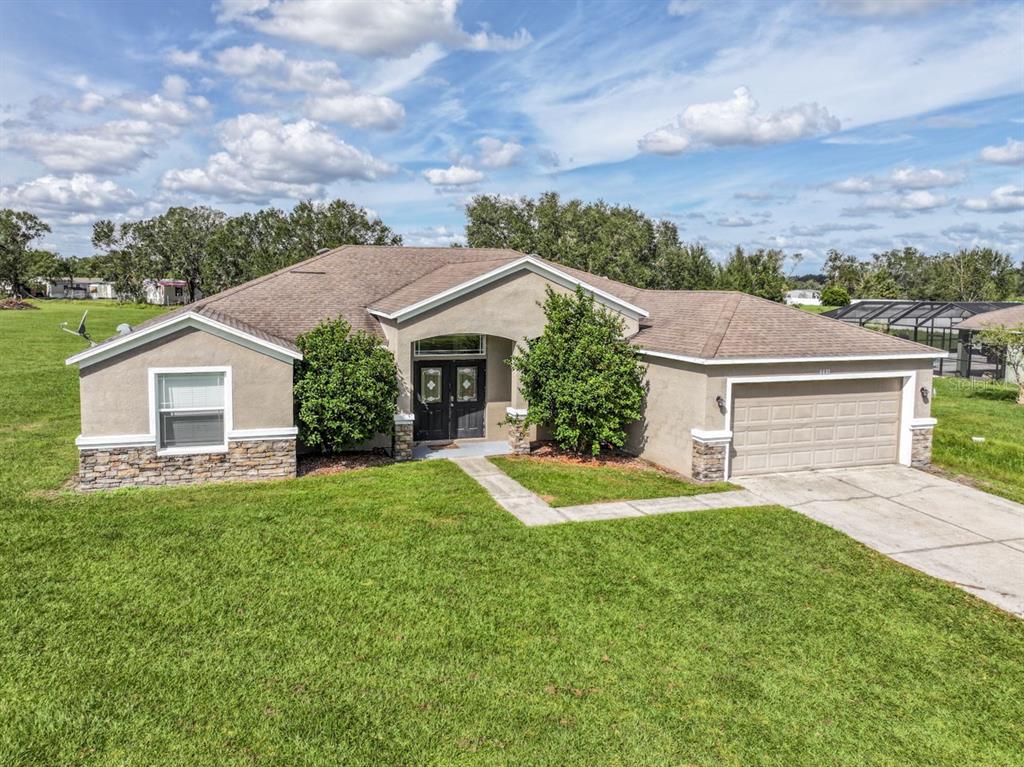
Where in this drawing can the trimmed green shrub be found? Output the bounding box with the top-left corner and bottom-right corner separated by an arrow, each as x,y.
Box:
511,287 -> 645,456
294,317 -> 399,453
821,284 -> 851,307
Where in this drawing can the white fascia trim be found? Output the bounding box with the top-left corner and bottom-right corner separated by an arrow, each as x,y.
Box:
368,255 -> 649,323
66,312 -> 303,368
642,349 -> 945,366
505,407 -> 529,418
228,427 -> 298,441
691,428 -> 732,443
723,370 -> 919,478
76,433 -> 154,450
909,417 -> 938,429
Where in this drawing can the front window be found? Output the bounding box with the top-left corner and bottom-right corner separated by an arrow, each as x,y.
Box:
414,334 -> 485,357
157,372 -> 226,450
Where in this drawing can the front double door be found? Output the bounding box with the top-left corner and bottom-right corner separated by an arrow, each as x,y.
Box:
413,360 -> 487,441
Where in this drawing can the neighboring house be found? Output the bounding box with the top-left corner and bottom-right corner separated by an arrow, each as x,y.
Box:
955,303 -> 1024,384
784,289 -> 821,306
66,246 -> 942,491
144,279 -> 198,306
41,277 -> 116,300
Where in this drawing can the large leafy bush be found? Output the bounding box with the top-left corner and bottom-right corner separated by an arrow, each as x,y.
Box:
511,287 -> 645,456
294,318 -> 399,452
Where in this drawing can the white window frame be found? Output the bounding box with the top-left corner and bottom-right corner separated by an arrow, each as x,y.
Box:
413,334 -> 487,358
148,366 -> 233,456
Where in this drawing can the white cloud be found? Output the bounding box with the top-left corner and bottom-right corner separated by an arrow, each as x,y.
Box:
667,0 -> 704,16
980,138 -> 1024,165
305,93 -> 405,130
831,177 -> 878,194
822,133 -> 913,145
888,166 -> 964,190
788,222 -> 881,237
117,76 -> 211,126
715,215 -> 755,227
160,114 -> 396,202
422,165 -> 485,186
823,0 -> 959,16
213,43 -> 349,94
0,173 -> 136,222
962,185 -> 1024,213
218,0 -> 531,57
166,47 -> 204,67
474,137 -> 523,168
842,190 -> 950,216
638,86 -> 839,155
404,225 -> 467,247
1,119 -> 160,174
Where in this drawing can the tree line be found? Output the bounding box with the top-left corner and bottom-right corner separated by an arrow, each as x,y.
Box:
3,192 -> 1022,304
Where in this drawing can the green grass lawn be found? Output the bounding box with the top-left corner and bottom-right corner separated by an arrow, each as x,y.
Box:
1,301 -> 1023,766
931,376 -> 1024,505
489,455 -> 733,506
794,304 -> 838,314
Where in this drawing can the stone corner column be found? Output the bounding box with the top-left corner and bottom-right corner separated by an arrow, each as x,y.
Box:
909,418 -> 936,468
505,407 -> 531,455
690,429 -> 732,482
393,412 -> 415,461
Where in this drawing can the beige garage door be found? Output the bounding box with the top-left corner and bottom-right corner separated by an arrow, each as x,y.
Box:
731,378 -> 901,476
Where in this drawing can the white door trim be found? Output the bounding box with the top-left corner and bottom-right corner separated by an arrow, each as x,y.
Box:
724,370 -> 917,479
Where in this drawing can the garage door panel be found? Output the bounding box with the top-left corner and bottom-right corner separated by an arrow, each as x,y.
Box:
732,379 -> 902,477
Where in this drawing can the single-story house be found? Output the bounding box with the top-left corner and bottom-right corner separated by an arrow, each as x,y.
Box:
144,279 -> 199,306
784,289 -> 821,306
41,277 -> 116,300
955,303 -> 1024,384
66,246 -> 942,491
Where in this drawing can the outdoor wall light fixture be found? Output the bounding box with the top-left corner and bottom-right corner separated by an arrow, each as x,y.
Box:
920,387 -> 930,404
715,395 -> 726,411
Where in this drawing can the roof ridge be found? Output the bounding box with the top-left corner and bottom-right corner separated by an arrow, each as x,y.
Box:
699,292 -> 743,358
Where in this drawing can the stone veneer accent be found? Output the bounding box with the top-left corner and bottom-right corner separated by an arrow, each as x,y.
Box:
393,415 -> 414,461
78,439 -> 296,491
910,426 -> 933,468
505,409 -> 531,455
691,438 -> 729,482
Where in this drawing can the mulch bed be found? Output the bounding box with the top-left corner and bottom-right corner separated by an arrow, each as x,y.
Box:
297,450 -> 394,477
0,298 -> 38,310
521,443 -> 684,476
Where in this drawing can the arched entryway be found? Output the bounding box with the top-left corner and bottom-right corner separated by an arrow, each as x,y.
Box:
410,333 -> 515,442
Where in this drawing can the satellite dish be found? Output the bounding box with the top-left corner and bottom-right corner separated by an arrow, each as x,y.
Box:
60,311 -> 95,346
116,323 -> 132,336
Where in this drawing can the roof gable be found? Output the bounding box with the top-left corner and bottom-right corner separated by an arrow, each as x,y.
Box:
367,255 -> 649,323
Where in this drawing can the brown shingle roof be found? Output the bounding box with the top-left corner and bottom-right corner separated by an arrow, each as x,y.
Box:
956,304 -> 1024,331
83,245 -> 938,362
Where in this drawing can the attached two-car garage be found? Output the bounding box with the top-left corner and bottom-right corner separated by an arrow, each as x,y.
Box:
730,378 -> 902,477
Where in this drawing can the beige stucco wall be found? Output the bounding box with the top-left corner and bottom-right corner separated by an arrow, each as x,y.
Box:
379,270 -> 640,414
626,358 -> 708,475
79,327 -> 294,437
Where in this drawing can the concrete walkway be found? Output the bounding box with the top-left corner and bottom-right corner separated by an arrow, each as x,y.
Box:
741,465 -> 1024,617
413,440 -> 512,461
452,456 -> 765,526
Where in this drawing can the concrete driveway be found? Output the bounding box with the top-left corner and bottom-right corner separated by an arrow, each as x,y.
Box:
741,465 -> 1024,617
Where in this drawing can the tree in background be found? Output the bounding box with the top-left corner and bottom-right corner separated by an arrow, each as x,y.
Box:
510,287 -> 645,457
718,247 -> 787,302
823,249 -> 866,296
293,317 -> 399,453
858,266 -> 901,299
976,323 -> 1024,405
656,242 -> 719,291
91,219 -> 154,302
205,200 -> 400,292
820,284 -> 851,307
936,248 -> 1018,302
0,210 -> 51,296
142,207 -> 226,303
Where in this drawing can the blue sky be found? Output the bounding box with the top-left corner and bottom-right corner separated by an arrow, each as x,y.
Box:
1,0 -> 1022,271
